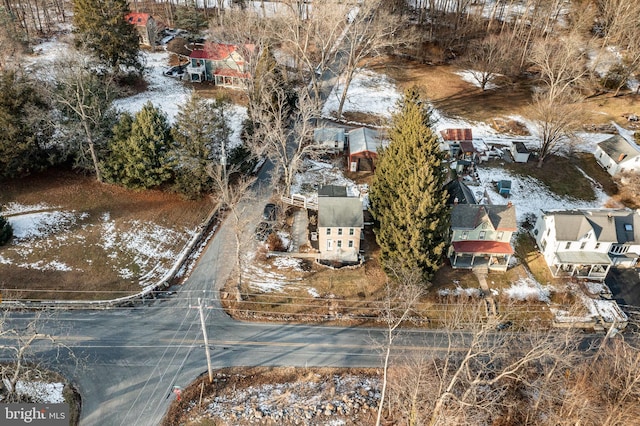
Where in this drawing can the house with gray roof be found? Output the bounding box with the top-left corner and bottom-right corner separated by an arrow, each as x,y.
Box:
594,135 -> 640,176
317,191 -> 363,263
532,209 -> 640,280
347,127 -> 384,172
314,127 -> 346,153
448,204 -> 517,271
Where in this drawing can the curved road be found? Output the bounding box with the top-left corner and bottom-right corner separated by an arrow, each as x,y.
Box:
9,195 -> 457,426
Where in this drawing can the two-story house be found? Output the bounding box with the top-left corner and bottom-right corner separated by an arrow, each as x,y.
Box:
448,203 -> 517,271
533,209 -> 640,280
317,188 -> 363,264
186,42 -> 254,88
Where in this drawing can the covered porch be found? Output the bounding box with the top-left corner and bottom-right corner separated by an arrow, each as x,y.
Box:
550,251 -> 612,281
449,241 -> 513,272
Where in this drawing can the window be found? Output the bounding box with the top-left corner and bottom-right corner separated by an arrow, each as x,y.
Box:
497,231 -> 504,240
546,228 -> 550,237
461,231 -> 468,240
541,239 -> 547,250
326,228 -> 331,235
338,228 -> 343,236
348,240 -> 354,248
595,243 -> 600,249
580,242 -> 586,250
349,228 -> 354,236
337,240 -> 342,248
479,231 -> 486,240
565,242 -> 571,250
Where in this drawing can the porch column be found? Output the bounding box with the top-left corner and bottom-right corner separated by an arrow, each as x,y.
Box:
588,264 -> 595,277
454,252 -> 459,265
570,264 -> 576,276
471,254 -> 476,266
603,264 -> 611,277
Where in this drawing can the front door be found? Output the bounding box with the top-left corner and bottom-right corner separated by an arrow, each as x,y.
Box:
327,239 -> 333,251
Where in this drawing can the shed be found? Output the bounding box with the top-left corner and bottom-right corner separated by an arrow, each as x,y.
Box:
510,142 -> 530,163
347,127 -> 384,172
497,180 -> 511,196
313,127 -> 346,152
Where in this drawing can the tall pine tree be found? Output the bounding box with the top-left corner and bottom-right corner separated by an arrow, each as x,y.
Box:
103,102 -> 173,190
369,88 -> 449,282
171,94 -> 233,198
73,0 -> 142,73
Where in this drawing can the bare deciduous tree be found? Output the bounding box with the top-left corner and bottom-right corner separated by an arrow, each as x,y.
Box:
0,311 -> 77,402
375,267 -> 424,426
462,34 -> 512,91
50,52 -> 119,182
528,92 -> 583,168
250,86 -> 324,196
333,0 -> 406,119
530,35 -> 588,101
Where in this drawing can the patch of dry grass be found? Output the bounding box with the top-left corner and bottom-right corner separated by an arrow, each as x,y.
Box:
0,170 -> 211,300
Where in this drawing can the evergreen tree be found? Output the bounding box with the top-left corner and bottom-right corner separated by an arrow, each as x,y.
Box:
0,213 -> 13,246
0,70 -> 53,177
103,102 -> 173,190
73,0 -> 142,73
173,1 -> 209,35
171,94 -> 233,198
369,88 -> 449,282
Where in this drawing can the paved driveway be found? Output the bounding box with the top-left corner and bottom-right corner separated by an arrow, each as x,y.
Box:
606,267 -> 640,306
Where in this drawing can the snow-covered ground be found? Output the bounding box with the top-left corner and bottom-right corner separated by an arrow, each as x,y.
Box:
455,70 -> 500,90
1,203 -> 196,284
322,69 -> 402,121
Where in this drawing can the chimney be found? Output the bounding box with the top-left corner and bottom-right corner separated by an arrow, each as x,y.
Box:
507,201 -> 513,208
454,197 -> 459,205
618,153 -> 627,162
608,213 -> 613,221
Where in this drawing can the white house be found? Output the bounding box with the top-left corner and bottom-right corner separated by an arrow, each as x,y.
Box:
594,135 -> 640,176
533,209 -> 640,280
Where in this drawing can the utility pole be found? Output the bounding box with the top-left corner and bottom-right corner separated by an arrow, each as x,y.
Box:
198,297 -> 213,383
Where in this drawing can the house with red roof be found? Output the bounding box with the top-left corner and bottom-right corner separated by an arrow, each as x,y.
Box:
448,203 -> 517,271
186,42 -> 254,88
125,12 -> 157,46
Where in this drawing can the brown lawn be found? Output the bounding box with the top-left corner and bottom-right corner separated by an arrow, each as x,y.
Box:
0,169 -> 212,300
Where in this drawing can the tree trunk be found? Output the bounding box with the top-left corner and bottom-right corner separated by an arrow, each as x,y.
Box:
82,121 -> 103,183
336,65 -> 356,119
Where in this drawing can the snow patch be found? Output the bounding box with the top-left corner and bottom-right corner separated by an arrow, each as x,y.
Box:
503,278 -> 551,302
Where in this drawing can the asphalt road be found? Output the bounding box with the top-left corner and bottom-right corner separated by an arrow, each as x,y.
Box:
6,220 -> 458,426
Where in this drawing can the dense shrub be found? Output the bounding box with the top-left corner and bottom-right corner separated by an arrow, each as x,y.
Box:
0,214 -> 13,245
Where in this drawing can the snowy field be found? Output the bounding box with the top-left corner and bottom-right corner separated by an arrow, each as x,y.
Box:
1,203 -> 197,285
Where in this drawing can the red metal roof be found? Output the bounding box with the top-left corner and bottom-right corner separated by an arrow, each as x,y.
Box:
125,13 -> 151,27
440,129 -> 473,141
459,141 -> 477,153
452,241 -> 514,255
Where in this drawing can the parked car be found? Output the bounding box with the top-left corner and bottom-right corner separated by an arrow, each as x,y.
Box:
254,222 -> 273,241
164,65 -> 187,78
262,203 -> 278,221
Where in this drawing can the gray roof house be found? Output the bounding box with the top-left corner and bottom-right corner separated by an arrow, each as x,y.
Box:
448,204 -> 517,271
317,192 -> 364,264
314,127 -> 346,152
533,209 -> 640,279
594,135 -> 640,176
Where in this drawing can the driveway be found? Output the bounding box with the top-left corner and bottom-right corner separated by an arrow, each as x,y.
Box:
606,267 -> 640,306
